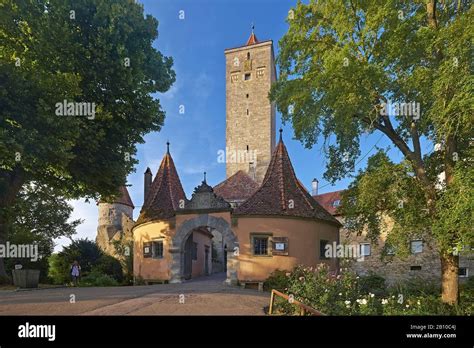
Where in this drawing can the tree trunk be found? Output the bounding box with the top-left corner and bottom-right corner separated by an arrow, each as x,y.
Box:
0,167 -> 25,280
440,252 -> 459,305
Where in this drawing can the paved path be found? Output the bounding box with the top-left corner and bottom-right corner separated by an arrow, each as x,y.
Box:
0,273 -> 269,315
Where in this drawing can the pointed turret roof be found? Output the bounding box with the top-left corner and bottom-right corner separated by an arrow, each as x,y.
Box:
99,185 -> 134,209
246,32 -> 259,46
136,144 -> 186,224
214,170 -> 259,202
234,130 -> 340,225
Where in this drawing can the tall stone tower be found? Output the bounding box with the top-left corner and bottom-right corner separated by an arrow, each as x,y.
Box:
224,29 -> 276,184
96,186 -> 135,257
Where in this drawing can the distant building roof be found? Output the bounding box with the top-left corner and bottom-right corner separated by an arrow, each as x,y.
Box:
313,190 -> 345,216
234,130 -> 340,225
99,186 -> 134,209
136,145 -> 186,224
213,170 -> 259,202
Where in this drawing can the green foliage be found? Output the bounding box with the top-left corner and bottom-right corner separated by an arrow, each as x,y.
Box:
0,0 -> 175,198
80,270 -> 119,287
359,272 -> 387,297
111,237 -> 133,285
264,269 -> 290,292
48,239 -> 123,285
93,254 -> 123,283
268,265 -> 473,315
270,0 -> 474,302
3,184 -> 81,283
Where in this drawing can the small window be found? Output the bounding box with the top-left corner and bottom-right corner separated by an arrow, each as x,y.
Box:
252,236 -> 269,256
410,266 -> 422,271
410,240 -> 423,254
459,267 -> 468,278
246,145 -> 249,151
192,242 -> 198,261
246,109 -> 249,115
247,52 -> 250,60
385,245 -> 395,255
152,240 -> 163,259
246,94 -> 249,98
332,200 -> 341,207
320,240 -> 329,259
360,243 -> 371,256
244,73 -> 251,81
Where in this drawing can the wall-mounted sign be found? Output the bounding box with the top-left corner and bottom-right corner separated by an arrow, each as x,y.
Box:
272,237 -> 289,256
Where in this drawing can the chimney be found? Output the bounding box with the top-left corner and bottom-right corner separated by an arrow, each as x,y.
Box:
311,178 -> 319,196
144,167 -> 152,201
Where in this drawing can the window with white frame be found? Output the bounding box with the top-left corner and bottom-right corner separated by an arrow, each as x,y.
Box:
410,240 -> 423,254
360,243 -> 371,257
459,267 -> 468,278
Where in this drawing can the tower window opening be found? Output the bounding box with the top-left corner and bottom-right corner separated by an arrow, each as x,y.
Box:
247,52 -> 250,60
246,94 -> 249,98
246,109 -> 249,115
244,73 -> 251,81
246,145 -> 249,151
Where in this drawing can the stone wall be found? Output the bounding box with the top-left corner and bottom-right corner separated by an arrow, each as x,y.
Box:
337,216 -> 474,285
225,41 -> 276,184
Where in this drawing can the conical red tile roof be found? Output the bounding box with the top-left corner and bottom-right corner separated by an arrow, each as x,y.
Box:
99,185 -> 134,209
136,146 -> 186,224
234,131 -> 340,225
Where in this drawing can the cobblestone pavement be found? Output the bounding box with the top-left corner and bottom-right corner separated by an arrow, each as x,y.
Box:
0,273 -> 269,315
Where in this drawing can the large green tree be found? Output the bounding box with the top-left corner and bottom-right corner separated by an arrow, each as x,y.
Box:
0,0 -> 175,278
271,0 -> 473,304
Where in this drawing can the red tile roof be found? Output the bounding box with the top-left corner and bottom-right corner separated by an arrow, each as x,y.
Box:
313,190 -> 344,216
234,131 -> 340,225
213,170 -> 260,202
136,147 -> 186,224
246,32 -> 259,46
99,186 -> 134,209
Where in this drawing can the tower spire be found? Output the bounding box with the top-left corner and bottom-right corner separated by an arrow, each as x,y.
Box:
166,140 -> 170,154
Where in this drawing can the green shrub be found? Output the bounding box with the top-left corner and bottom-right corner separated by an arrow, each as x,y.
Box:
48,239 -> 123,285
93,254 -> 123,283
269,265 -> 473,316
359,272 -> 387,297
80,271 -> 119,287
264,269 -> 290,291
0,274 -> 12,285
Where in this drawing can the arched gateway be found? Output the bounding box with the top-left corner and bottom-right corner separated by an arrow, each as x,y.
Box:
169,214 -> 238,284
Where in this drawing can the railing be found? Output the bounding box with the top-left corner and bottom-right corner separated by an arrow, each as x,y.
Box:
268,289 -> 325,316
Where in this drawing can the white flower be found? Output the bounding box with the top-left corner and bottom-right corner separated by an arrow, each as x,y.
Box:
325,289 -> 328,292
344,300 -> 351,305
406,304 -> 410,308
381,299 -> 388,305
339,293 -> 342,296
369,293 -> 375,298
417,300 -> 421,305
356,299 -> 367,305
356,276 -> 360,279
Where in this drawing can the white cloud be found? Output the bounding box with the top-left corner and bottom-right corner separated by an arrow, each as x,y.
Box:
53,199 -> 98,252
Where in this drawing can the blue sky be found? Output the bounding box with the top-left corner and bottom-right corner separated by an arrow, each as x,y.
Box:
55,0 -> 421,250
